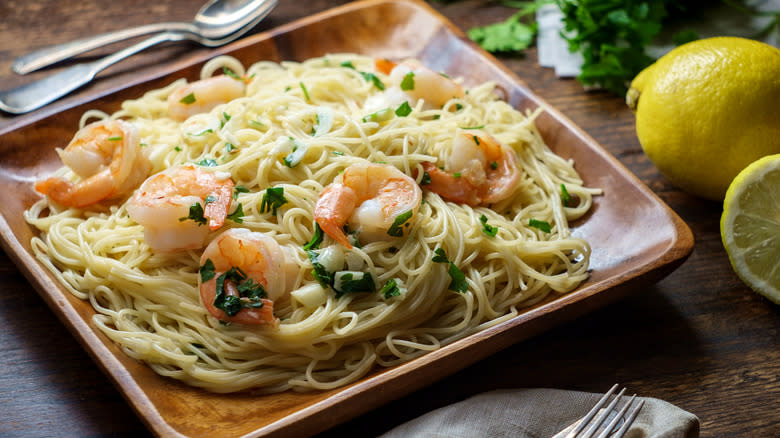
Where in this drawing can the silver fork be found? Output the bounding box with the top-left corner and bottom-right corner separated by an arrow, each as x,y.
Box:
554,384 -> 645,438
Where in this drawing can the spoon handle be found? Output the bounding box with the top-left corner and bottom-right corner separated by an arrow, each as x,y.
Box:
12,22 -> 194,75
0,32 -> 187,115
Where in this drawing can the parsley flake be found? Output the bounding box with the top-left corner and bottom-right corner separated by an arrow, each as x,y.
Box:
179,92 -> 196,105
260,187 -> 287,215
479,214 -> 498,237
432,248 -> 468,293
227,203 -> 245,223
179,202 -> 207,225
387,210 -> 413,237
400,71 -> 415,91
529,218 -> 552,233
395,101 -> 412,117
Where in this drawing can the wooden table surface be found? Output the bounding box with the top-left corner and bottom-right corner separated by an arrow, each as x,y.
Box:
0,1 -> 777,436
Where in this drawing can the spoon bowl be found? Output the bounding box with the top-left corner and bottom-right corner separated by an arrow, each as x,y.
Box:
12,0 -> 277,75
0,0 -> 277,114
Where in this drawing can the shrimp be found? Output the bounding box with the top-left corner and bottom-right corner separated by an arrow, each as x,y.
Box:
385,60 -> 465,110
167,75 -> 246,121
314,162 -> 422,249
34,119 -> 151,208
199,228 -> 298,326
422,129 -> 520,206
126,164 -> 235,252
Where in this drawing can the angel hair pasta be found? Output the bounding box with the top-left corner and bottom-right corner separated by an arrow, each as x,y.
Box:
25,54 -> 600,393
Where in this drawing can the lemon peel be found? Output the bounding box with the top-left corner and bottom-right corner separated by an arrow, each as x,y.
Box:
628,37 -> 780,201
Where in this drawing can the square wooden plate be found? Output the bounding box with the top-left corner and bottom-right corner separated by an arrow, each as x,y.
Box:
0,0 -> 694,436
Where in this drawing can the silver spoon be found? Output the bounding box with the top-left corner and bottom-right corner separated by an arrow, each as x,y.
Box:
0,0 -> 277,115
12,0 -> 277,75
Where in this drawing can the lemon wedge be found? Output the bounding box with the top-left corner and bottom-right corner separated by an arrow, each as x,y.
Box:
720,154 -> 780,304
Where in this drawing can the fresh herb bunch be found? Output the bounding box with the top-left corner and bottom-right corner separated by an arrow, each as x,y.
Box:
554,0 -> 698,94
462,0 -> 776,95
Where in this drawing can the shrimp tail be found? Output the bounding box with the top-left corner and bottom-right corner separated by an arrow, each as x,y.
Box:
420,162 -> 481,206
35,172 -> 115,208
204,179 -> 235,230
314,184 -> 357,248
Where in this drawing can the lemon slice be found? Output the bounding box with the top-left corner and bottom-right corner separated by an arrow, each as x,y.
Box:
720,154 -> 780,304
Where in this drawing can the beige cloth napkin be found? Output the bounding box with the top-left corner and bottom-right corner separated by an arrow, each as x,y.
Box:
379,388 -> 699,438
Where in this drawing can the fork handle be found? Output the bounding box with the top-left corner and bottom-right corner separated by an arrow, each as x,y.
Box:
0,32 -> 186,114
12,22 -> 194,75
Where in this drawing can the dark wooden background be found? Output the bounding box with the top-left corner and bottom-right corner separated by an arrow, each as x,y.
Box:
0,0 -> 777,436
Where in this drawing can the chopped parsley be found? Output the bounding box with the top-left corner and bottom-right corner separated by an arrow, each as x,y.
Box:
179,202 -> 207,225
490,161 -> 498,170
191,129 -> 214,137
395,101 -> 412,117
107,136 -> 122,141
420,171 -> 431,185
260,187 -> 287,215
400,71 -> 415,91
360,71 -> 385,90
199,258 -> 216,282
222,66 -> 242,80
529,218 -> 552,233
227,203 -> 245,223
303,223 -> 324,250
560,184 -> 574,206
334,271 -> 376,297
479,214 -> 498,237
387,210 -> 413,237
179,92 -> 196,104
225,142 -> 237,154
299,81 -> 311,102
460,125 -> 485,130
249,120 -> 264,129
233,185 -> 248,200
432,248 -> 468,293
340,60 -> 355,69
380,278 -> 402,299
206,263 -> 268,317
307,250 -> 334,289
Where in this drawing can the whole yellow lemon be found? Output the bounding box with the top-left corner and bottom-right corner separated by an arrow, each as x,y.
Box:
626,37 -> 780,201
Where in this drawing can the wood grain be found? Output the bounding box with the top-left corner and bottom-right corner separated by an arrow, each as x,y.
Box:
0,1 -> 777,437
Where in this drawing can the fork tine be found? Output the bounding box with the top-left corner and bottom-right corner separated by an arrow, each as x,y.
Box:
569,383 -> 619,437
612,398 -> 645,438
582,387 -> 627,438
595,393 -> 637,438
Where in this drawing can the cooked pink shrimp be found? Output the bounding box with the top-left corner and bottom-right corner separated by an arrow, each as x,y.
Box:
126,164 -> 235,252
314,162 -> 422,249
199,228 -> 298,326
422,129 -> 520,206
386,60 -> 464,109
167,75 -> 246,121
35,119 -> 151,208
